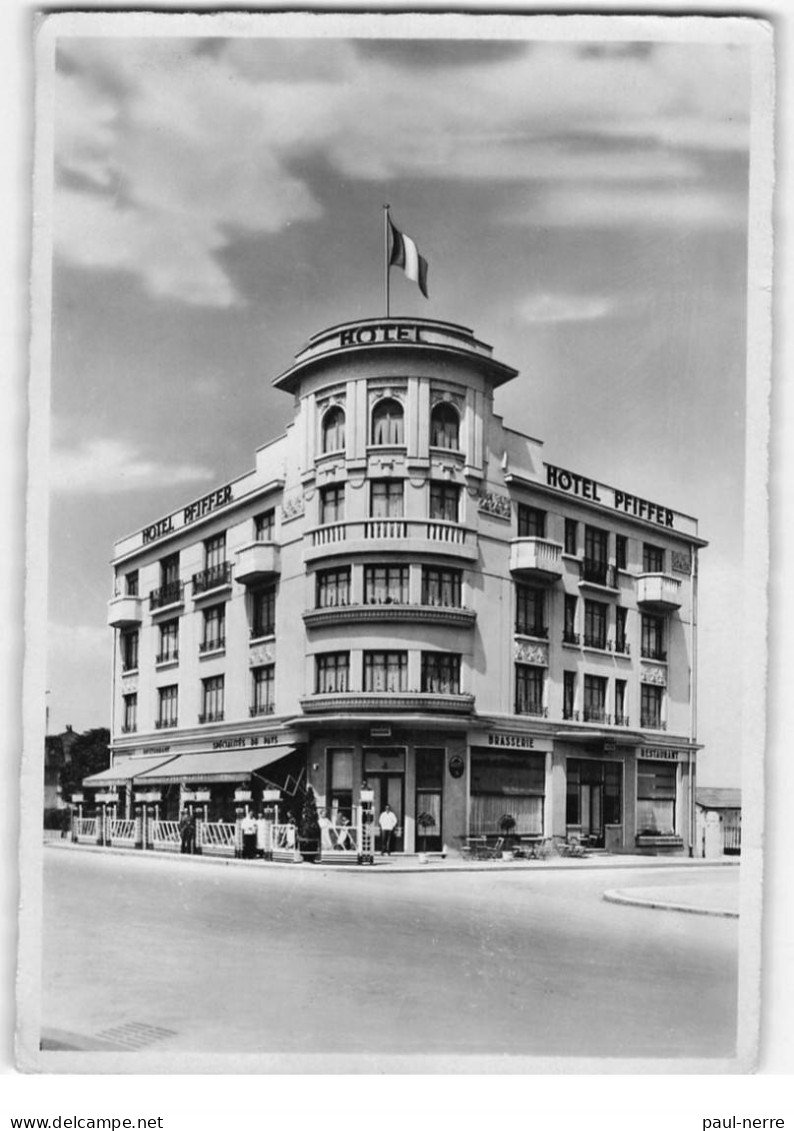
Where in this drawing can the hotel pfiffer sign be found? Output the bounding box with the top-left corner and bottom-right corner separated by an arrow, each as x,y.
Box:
140,483 -> 234,546
544,462 -> 677,530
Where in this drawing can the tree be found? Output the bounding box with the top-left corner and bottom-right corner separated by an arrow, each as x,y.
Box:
298,785 -> 321,861
59,728 -> 110,799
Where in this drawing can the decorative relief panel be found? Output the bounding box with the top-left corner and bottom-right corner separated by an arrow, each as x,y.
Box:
316,387 -> 346,411
250,643 -> 276,667
514,640 -> 549,667
671,550 -> 692,575
281,496 -> 305,523
121,676 -> 139,693
368,385 -> 406,406
478,491 -> 512,520
430,386 -> 465,412
641,664 -> 667,686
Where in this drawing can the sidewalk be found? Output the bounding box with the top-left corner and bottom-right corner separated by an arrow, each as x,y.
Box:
603,878 -> 739,918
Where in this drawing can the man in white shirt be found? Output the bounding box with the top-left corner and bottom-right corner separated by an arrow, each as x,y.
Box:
378,803 -> 398,855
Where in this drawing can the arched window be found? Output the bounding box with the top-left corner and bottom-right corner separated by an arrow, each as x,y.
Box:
371,397 -> 404,446
322,405 -> 346,453
430,402 -> 460,450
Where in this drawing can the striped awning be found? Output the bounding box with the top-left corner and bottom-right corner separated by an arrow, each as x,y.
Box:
83,753 -> 178,787
132,745 -> 295,785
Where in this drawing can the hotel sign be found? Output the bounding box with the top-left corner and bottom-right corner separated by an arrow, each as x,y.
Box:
141,484 -> 234,546
545,463 -> 676,530
338,322 -> 423,348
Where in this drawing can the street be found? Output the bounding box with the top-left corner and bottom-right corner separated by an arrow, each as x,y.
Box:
41,849 -> 738,1059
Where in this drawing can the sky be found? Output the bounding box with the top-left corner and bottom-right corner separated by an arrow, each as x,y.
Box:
44,22 -> 756,786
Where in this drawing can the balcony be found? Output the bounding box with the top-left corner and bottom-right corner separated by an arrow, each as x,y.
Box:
637,573 -> 682,611
107,595 -> 143,628
641,716 -> 666,731
300,691 -> 475,715
579,559 -> 619,591
198,711 -> 225,724
303,603 -> 477,630
583,708 -> 610,724
614,715 -> 631,727
235,542 -> 281,586
199,639 -> 226,654
514,704 -> 548,718
562,631 -> 580,647
193,562 -> 232,596
120,723 -> 137,734
509,538 -> 564,581
249,703 -> 275,717
155,650 -> 179,665
154,718 -> 177,730
304,519 -> 478,563
149,581 -> 184,612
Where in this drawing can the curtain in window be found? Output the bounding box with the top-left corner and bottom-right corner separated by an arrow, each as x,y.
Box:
469,795 -> 543,836
372,398 -> 404,445
322,406 -> 346,453
430,403 -> 459,449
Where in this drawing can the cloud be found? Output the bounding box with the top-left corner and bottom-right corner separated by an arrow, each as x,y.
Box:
50,438 -> 214,495
517,292 -> 615,324
515,185 -> 748,230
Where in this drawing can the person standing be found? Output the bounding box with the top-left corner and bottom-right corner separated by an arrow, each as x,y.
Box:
378,803 -> 398,855
179,810 -> 191,854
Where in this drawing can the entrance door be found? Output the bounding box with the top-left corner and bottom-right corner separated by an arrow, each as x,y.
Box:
580,783 -> 604,845
370,774 -> 405,853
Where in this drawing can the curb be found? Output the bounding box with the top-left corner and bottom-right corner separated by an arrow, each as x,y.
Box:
602,888 -> 739,918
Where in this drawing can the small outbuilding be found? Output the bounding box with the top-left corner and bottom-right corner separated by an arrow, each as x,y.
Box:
696,787 -> 741,858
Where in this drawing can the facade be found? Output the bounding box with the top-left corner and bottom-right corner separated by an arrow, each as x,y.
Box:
696,788 -> 741,858
97,315 -> 705,855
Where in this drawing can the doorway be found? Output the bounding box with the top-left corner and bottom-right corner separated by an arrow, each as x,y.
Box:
369,774 -> 405,853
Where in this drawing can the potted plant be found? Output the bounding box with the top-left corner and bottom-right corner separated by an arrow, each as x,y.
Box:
416,810 -> 436,863
297,786 -> 321,863
499,813 -> 517,858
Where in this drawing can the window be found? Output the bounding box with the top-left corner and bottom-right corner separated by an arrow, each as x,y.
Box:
421,653 -> 461,695
161,553 -> 179,587
363,651 -> 408,692
470,750 -> 545,835
316,567 -> 350,609
364,565 -> 408,605
641,684 -> 664,729
615,535 -> 628,571
422,566 -> 462,607
157,620 -> 179,664
430,402 -> 460,450
320,484 -> 345,525
563,595 -> 578,644
429,481 -> 460,522
583,675 -> 608,723
643,543 -> 665,573
200,675 -> 224,723
564,519 -> 578,556
370,479 -> 404,518
254,508 -> 275,542
615,679 -> 628,725
515,664 -> 545,716
201,604 -> 225,652
516,585 -> 546,637
328,748 -> 354,825
195,535 -> 228,593
416,747 -> 445,850
637,759 -> 676,835
641,614 -> 665,660
152,554 -> 181,609
566,759 -> 622,831
252,585 -> 276,637
204,533 -> 226,571
125,570 -> 139,596
517,504 -> 546,538
122,693 -> 137,734
615,607 -> 629,654
157,685 -> 178,729
563,671 -> 576,720
583,525 -> 610,584
121,630 -> 139,673
584,599 -> 608,649
251,665 -> 275,716
322,405 -> 346,453
371,397 -> 404,445
316,652 -> 350,694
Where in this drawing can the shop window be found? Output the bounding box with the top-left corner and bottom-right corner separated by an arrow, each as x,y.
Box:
563,595 -> 579,644
643,542 -> 665,573
254,508 -> 275,542
316,567 -> 350,609
470,749 -> 545,835
322,405 -> 346,453
157,619 -> 179,664
615,679 -> 628,726
157,685 -> 178,729
583,599 -> 608,650
363,651 -> 408,692
641,683 -> 664,729
251,585 -> 276,637
320,484 -> 345,525
201,604 -> 225,652
120,629 -> 139,673
430,402 -> 460,450
641,614 -> 665,660
251,665 -> 275,716
564,519 -> 578,556
416,747 -> 445,851
583,674 -> 608,723
370,479 -> 404,518
316,652 -> 350,694
515,664 -> 545,716
429,481 -> 460,523
421,653 -> 461,695
615,607 -> 629,654
422,566 -> 462,608
517,504 -> 546,539
637,759 -> 676,835
563,671 -> 576,720
364,564 -> 408,605
371,398 -> 404,445
200,675 -> 224,724
328,748 -> 354,825
122,693 -> 137,734
615,535 -> 628,571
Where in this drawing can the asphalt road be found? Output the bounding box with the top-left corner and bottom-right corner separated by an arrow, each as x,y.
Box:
41,849 -> 738,1060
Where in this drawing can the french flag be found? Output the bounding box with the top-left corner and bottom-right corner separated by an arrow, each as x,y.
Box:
388,217 -> 429,299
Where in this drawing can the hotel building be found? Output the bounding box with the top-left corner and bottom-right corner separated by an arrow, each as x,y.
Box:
92,315 -> 705,856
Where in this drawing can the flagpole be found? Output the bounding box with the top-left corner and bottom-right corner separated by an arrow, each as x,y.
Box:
383,203 -> 390,318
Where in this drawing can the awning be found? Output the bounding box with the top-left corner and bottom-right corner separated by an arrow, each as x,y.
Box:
133,745 -> 296,785
83,753 -> 179,787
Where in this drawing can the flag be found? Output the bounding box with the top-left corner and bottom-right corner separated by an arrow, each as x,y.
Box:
388,217 -> 429,298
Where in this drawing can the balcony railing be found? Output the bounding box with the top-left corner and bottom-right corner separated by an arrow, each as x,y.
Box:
121,661 -> 138,674
199,638 -> 226,654
583,634 -> 608,650
614,714 -> 631,727
615,640 -> 630,656
641,648 -> 667,662
562,630 -> 580,645
516,624 -> 548,639
509,538 -> 564,580
579,559 -> 618,589
305,519 -> 478,561
192,562 -> 232,594
250,624 -> 276,639
563,708 -> 580,721
303,603 -> 476,629
637,573 -> 682,611
120,723 -> 137,734
154,718 -> 177,730
300,691 -> 475,715
249,703 -> 275,717
149,581 -> 184,610
155,650 -> 179,665
641,716 -> 666,730
583,707 -> 610,724
107,595 -> 143,628
198,711 -> 225,724
514,704 -> 548,717
235,542 -> 280,585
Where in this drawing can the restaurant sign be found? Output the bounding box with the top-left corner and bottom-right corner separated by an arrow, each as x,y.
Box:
640,747 -> 683,762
